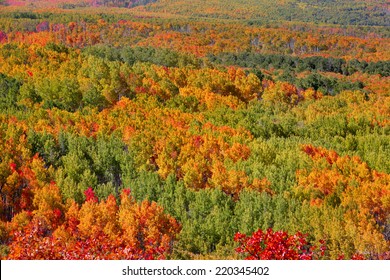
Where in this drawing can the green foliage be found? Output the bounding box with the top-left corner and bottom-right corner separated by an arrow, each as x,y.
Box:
145,0 -> 389,26
0,73 -> 21,110
158,179 -> 237,256
35,77 -> 82,111
47,134 -> 128,203
83,46 -> 201,68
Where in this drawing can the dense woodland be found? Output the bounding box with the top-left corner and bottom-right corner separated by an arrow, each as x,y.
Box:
0,0 -> 389,260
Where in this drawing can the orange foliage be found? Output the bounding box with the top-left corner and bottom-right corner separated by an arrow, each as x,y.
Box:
6,189 -> 181,259
296,145 -> 390,257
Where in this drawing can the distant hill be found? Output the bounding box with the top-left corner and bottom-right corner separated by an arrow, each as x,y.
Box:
135,0 -> 389,26
2,0 -> 157,8
86,0 -> 158,8
2,0 -> 389,26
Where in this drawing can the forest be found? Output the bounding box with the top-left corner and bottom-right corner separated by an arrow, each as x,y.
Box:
0,0 -> 389,260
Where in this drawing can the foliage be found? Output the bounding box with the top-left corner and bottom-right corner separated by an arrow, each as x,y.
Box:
6,188 -> 180,259
235,228 -> 326,260
0,1 -> 389,260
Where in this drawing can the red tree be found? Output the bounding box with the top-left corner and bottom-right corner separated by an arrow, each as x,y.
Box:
234,228 -> 326,260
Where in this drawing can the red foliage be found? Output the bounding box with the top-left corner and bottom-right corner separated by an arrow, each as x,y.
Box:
192,135 -> 204,148
84,187 -> 98,203
36,22 -> 50,33
351,253 -> 365,260
53,209 -> 62,220
9,162 -> 17,172
7,219 -> 167,260
122,188 -> 131,196
0,31 -> 7,43
301,144 -> 339,165
234,228 -> 326,260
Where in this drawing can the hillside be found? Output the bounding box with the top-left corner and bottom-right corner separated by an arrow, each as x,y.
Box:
136,0 -> 390,26
0,0 -> 389,260
2,0 -> 389,26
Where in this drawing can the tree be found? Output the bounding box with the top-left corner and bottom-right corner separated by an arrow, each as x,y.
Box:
0,73 -> 21,110
295,145 -> 390,259
6,189 -> 181,259
235,228 -> 326,260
